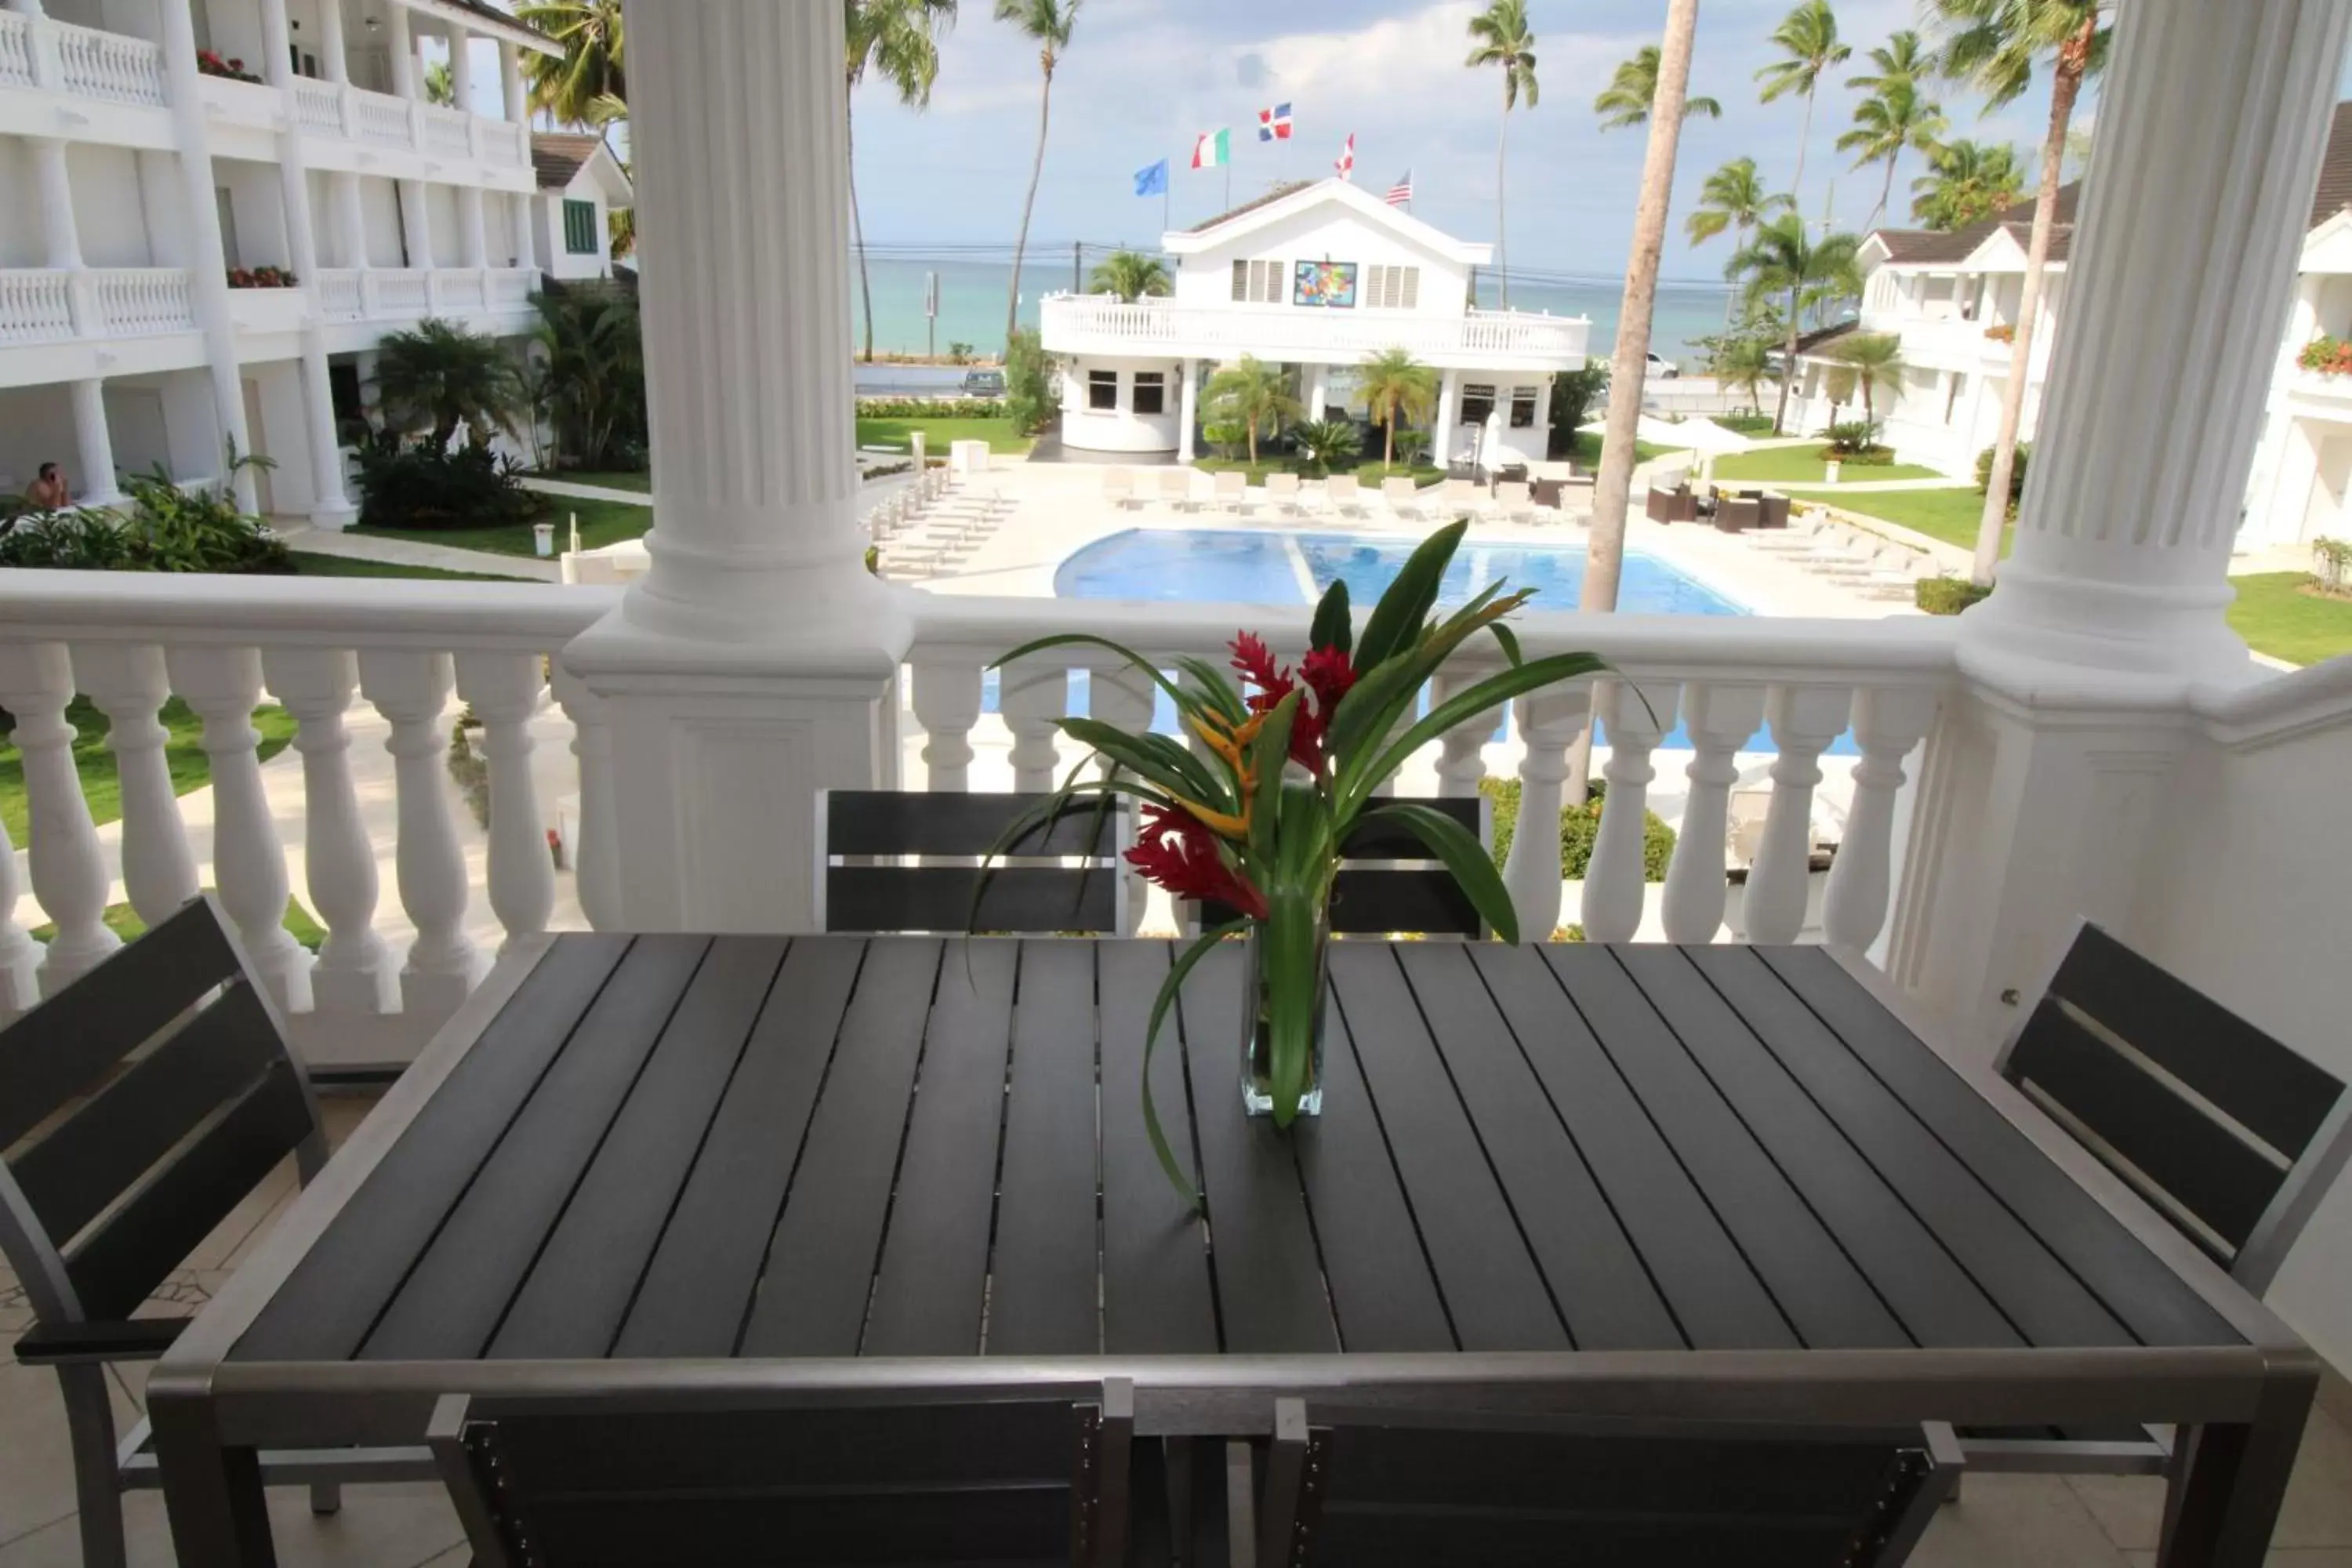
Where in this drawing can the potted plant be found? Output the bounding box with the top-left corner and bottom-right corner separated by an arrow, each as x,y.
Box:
988,522 -> 1607,1197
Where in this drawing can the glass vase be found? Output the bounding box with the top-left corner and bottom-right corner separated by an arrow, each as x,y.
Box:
1241,884 -> 1330,1123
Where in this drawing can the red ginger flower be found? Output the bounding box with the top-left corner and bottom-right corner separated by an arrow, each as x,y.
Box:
1125,804 -> 1269,920
1301,644 -> 1356,713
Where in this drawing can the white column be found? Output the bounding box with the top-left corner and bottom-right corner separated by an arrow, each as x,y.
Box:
263,648 -> 397,1015
1742,687 -> 1850,946
359,650 -> 484,1019
400,179 -> 434,270
1000,660 -> 1069,793
1177,358 -> 1199,463
1307,365 -> 1328,423
261,0 -> 355,527
1581,681 -> 1679,945
168,648 -> 314,1011
74,645 -> 200,929
1433,369 -> 1460,465
497,38 -> 524,122
1658,684 -> 1765,945
316,0 -> 348,85
910,661 -> 983,790
1502,686 -> 1592,942
454,652 -> 555,952
386,0 -> 416,97
71,380 -> 124,508
561,0 -> 912,932
550,668 -> 621,931
1822,688 -> 1938,953
1090,666 -> 1156,935
158,0 -> 258,513
508,189 -> 535,270
447,20 -> 473,114
0,645 -> 121,991
459,185 -> 488,268
31,138 -> 88,336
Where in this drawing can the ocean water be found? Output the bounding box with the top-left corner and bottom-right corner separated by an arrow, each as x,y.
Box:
849,255 -> 1734,368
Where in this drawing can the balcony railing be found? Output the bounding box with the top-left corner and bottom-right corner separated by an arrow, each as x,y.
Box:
91,267 -> 194,336
0,266 -> 532,354
0,11 -> 33,89
1039,294 -> 1592,365
421,102 -> 474,158
292,77 -> 344,134
317,269 -> 365,321
353,89 -> 416,148
52,19 -> 164,105
372,269 -> 431,316
0,270 -> 75,346
437,269 -> 487,311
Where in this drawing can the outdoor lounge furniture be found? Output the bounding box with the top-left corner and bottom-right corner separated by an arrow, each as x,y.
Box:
430,1381 -> 1133,1568
816,789 -> 1128,934
1494,480 -> 1535,523
1265,472 -> 1304,514
1530,477 -> 1566,513
1189,796 -> 1489,937
1157,468 -> 1198,511
1240,1402 -> 1959,1567
1322,473 -> 1363,516
1381,476 -> 1421,521
1101,466 -> 1136,510
1716,495 -> 1763,532
1646,483 -> 1697,523
1214,469 -> 1249,514
0,897 -> 430,1568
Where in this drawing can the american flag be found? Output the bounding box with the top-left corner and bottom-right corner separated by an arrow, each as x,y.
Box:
1334,133 -> 1356,180
1385,170 -> 1414,206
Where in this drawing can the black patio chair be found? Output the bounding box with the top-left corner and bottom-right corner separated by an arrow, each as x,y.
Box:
429,1379 -> 1134,1568
817,789 -> 1130,934
1187,795 -> 1489,938
0,897 -> 431,1568
1239,1400 -> 1959,1567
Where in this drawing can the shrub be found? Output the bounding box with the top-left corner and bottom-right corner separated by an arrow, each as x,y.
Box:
1548,365 -> 1609,456
0,468 -> 289,574
1974,440 -> 2031,513
1202,420 -> 1247,459
1824,419 -> 1880,456
1289,418 -> 1363,475
1479,776 -> 1677,883
854,397 -> 1013,420
1915,576 -> 1993,615
2311,537 -> 2352,593
1392,428 -> 1432,465
1820,442 -> 1895,466
352,432 -> 549,531
946,341 -> 975,365
2299,336 -> 2352,376
1003,327 -> 1056,436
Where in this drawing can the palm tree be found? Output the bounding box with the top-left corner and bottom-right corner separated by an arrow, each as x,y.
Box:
1357,348 -> 1438,468
996,0 -> 1080,349
1203,356 -> 1301,465
1593,45 -> 1722,129
1831,331 -> 1906,426
372,319 -> 524,449
532,289 -> 644,470
1909,137 -> 2026,228
1087,249 -> 1171,302
1725,212 -> 1862,434
1290,419 -> 1363,477
848,0 -> 956,364
515,0 -> 625,125
1465,0 -> 1538,308
1718,336 -> 1777,416
1685,158 -> 1792,328
1839,75 -> 1946,230
1850,27 -> 1932,94
1932,0 -> 2110,586
1755,0 -> 1851,206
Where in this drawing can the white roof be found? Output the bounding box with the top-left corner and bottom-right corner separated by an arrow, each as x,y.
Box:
1160,178 -> 1493,267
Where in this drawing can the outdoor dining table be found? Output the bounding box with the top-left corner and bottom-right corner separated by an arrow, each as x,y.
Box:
150,933 -> 2318,1566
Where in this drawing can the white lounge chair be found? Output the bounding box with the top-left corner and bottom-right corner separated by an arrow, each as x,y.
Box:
1102,467 -> 1136,510
1323,473 -> 1363,516
1158,468 -> 1197,512
1381,476 -> 1421,521
1214,470 -> 1248,514
1438,477 -> 1482,520
1494,481 -> 1534,524
1264,473 -> 1304,515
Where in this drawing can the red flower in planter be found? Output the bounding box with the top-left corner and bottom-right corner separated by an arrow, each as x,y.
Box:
1300,644 -> 1356,713
1126,803 -> 1269,920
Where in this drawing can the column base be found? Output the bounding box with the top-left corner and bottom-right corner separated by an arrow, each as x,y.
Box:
307,501 -> 360,532
1962,554 -> 2257,691
78,491 -> 129,513
398,966 -> 480,1033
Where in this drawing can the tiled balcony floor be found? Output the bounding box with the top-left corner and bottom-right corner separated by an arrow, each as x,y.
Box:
7,1096 -> 2352,1566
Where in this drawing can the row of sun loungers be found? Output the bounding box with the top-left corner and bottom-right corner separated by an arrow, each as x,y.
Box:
866,466 -> 1012,579
1745,511 -> 1937,601
1099,467 -> 1570,525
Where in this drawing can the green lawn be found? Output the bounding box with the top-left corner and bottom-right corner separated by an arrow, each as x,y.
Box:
2,697 -> 297,845
1567,432 -> 1685,468
1711,448 -> 1947,484
2227,574 -> 2352,666
543,469 -> 652,493
287,551 -> 537,583
34,896 -> 327,950
856,415 -> 1033,456
1711,413 -> 1780,436
358,495 -> 652,559
1814,488 -> 2013,557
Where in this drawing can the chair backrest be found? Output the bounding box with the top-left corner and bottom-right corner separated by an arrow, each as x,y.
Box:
1998,921 -> 2352,1290
1266,473 -> 1301,497
1441,477 -> 1479,504
1261,1403 -> 1955,1568
1102,467 -> 1132,495
1325,473 -> 1359,503
1497,481 -> 1530,506
0,897 -> 322,1327
431,1381 -> 1130,1568
1381,477 -> 1415,503
1213,469 -> 1244,495
818,790 -> 1128,935
1159,468 -> 1192,497
1192,796 -> 1487,937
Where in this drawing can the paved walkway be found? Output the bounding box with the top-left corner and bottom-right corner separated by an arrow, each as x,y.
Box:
278,523 -> 561,582
1765,477 -> 1973,493
521,477 -> 654,506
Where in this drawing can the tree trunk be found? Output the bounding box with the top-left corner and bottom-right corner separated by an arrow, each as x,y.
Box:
1383,397 -> 1395,466
1774,285 -> 1801,434
1494,88 -> 1511,309
1869,152 -> 1896,230
1970,24 -> 2087,588
1005,53 -> 1054,350
848,100 -> 875,364
1791,85 -> 1815,205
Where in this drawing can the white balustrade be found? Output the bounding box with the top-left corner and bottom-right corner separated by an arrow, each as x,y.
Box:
909,661 -> 985,790
1581,681 -> 1680,944
422,103 -> 474,157
0,811 -> 37,1018
358,648 -> 482,1022
455,652 -> 556,953
0,270 -> 74,345
1430,670 -> 1495,798
0,12 -> 34,89
438,268 -> 487,311
1040,294 -> 1591,365
263,648 -> 397,1014
292,77 -> 344,133
373,269 -> 430,315
487,267 -> 539,307
1823,688 -> 1941,951
1502,688 -> 1593,941
0,644 -> 122,992
90,267 -> 195,336
1658,684 -> 1768,944
1000,660 -> 1070,793
479,116 -> 529,165
1090,666 -> 1156,935
1741,688 -> 1855,945
353,87 -> 415,148
315,268 -> 365,321
550,667 -> 621,932
51,20 -> 164,105
74,644 -> 199,928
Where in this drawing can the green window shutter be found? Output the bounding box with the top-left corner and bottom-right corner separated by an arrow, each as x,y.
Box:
563,199 -> 597,255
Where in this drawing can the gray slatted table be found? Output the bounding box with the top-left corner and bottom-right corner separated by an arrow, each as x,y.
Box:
150,935 -> 2318,1566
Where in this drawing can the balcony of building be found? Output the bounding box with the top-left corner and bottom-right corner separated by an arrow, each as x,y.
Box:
1040,292 -> 1592,373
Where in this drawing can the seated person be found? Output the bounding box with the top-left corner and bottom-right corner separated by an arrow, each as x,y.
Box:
24,461 -> 71,512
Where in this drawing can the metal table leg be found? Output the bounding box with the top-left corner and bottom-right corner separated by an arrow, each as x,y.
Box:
152,1389 -> 278,1568
2158,1367 -> 2318,1568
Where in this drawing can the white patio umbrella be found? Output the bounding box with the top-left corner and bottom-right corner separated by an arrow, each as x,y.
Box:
1580,414 -> 1752,483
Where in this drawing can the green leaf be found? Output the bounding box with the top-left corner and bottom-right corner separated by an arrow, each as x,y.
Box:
1169,655 -> 1247,724
989,633 -> 1207,726
1057,717 -> 1222,806
969,753 -> 1098,936
1489,620 -> 1523,668
1142,924 -> 1246,1210
1364,801 -> 1521,945
1309,578 -> 1352,655
1246,689 -> 1299,866
1345,652 -> 1610,818
1323,582 -> 1515,768
1353,519 -> 1466,672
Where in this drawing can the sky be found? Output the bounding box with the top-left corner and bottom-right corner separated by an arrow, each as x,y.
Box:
840,0 -> 2079,283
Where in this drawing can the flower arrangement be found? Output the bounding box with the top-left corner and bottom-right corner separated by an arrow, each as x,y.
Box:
227,267 -> 299,289
2300,336 -> 2352,376
1984,323 -> 2016,344
195,49 -> 261,83
988,521 -> 1606,1198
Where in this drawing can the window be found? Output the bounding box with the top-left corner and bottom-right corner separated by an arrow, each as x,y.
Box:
1294,260 -> 1358,308
1087,369 -> 1119,411
1508,387 -> 1537,428
562,198 -> 599,256
1231,259 -> 1283,303
1460,383 -> 1497,426
1132,371 -> 1165,416
1364,264 -> 1421,310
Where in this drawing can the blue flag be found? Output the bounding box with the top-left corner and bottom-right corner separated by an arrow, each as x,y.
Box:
1134,158 -> 1170,197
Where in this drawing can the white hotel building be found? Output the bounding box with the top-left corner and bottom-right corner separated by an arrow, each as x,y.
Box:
0,0 -> 626,526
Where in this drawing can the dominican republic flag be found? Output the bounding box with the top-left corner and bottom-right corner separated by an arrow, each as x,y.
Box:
1334,133 -> 1356,180
1385,170 -> 1414,205
1258,103 -> 1293,141
1191,129 -> 1229,169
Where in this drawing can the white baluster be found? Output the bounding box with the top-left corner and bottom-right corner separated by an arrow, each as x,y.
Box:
1089,663 -> 1156,935
1581,680 -> 1682,945
262,648 -> 397,1014
1742,686 -> 1854,946
1659,684 -> 1768,944
550,666 -> 621,931
165,648 -> 312,1010
1822,688 -> 1940,953
909,660 -> 984,791
454,652 -> 554,953
74,644 -> 199,927
1502,686 -> 1593,942
358,650 -> 481,1018
0,804 -> 38,1017
1430,670 -> 1495,798
0,643 -> 121,990
1000,659 -> 1069,793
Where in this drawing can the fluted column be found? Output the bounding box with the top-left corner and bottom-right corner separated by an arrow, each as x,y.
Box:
910,662 -> 984,790
0,645 -> 120,990
1658,684 -> 1766,944
263,648 -> 396,1014
454,652 -> 554,952
1581,681 -> 1679,945
75,644 -> 200,928
359,650 -> 482,1019
1742,688 -> 1850,946
1502,686 -> 1592,942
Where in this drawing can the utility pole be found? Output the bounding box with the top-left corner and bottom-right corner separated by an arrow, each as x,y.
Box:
1073,241 -> 1082,292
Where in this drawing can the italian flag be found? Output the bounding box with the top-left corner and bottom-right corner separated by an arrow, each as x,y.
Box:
1191,129 -> 1229,169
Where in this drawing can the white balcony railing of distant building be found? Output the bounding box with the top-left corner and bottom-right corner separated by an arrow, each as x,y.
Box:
0,267 -> 535,350
292,77 -> 345,135
317,270 -> 365,322
372,269 -> 432,317
421,103 -> 475,158
0,11 -> 34,89
91,268 -> 195,336
53,19 -> 165,105
437,269 -> 488,312
354,89 -> 415,148
1040,294 -> 1592,365
0,270 -> 75,347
